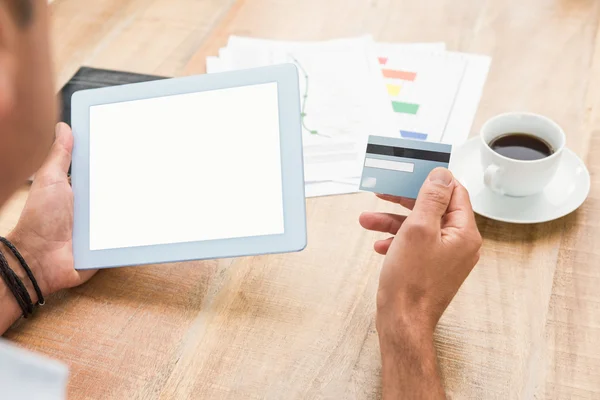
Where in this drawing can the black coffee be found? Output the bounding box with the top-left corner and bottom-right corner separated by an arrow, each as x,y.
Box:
489,133 -> 553,161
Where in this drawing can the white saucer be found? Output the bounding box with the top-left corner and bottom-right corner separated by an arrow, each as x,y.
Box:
450,137 -> 591,224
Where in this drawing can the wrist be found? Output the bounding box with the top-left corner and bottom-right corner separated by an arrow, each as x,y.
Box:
376,290 -> 437,336
376,310 -> 434,348
4,231 -> 50,300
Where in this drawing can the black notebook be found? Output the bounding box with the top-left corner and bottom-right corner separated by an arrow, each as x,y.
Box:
60,66 -> 167,126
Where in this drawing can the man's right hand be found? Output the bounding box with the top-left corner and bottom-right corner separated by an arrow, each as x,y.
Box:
360,167 -> 482,333
359,168 -> 482,399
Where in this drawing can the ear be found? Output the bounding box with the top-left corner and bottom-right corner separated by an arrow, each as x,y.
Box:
0,4 -> 18,119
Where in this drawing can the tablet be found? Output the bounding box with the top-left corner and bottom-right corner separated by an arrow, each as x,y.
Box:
71,64 -> 306,270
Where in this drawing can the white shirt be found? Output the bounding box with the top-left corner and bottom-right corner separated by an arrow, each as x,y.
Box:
0,338 -> 68,400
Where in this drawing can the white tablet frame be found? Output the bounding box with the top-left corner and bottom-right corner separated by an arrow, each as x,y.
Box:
71,64 -> 306,270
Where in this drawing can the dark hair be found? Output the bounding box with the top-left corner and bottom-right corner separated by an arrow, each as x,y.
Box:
6,0 -> 33,26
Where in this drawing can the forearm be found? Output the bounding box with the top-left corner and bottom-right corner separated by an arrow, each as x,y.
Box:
378,319 -> 446,400
0,233 -> 43,335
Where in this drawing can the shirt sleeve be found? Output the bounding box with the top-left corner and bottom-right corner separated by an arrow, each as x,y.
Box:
0,338 -> 69,400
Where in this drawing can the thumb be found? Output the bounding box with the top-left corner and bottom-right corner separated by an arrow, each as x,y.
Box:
443,180 -> 477,229
38,122 -> 73,176
411,168 -> 455,225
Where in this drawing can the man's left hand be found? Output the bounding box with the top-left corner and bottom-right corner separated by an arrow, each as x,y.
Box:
8,123 -> 96,298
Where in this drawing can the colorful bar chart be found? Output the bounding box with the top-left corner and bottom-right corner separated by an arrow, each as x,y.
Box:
379,59 -> 427,139
377,51 -> 469,143
382,69 -> 417,81
392,101 -> 420,114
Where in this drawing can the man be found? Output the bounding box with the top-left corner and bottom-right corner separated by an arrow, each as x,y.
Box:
0,0 -> 97,335
0,0 -> 482,399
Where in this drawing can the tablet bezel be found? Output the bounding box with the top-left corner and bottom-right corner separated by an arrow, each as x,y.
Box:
71,64 -> 306,270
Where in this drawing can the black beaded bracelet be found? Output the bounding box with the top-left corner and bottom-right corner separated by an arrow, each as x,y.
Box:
0,236 -> 45,306
0,250 -> 34,317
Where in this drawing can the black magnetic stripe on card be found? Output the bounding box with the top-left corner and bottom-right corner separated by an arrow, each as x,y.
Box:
366,144 -> 451,163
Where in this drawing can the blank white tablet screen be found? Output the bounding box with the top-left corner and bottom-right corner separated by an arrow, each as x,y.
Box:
89,83 -> 284,251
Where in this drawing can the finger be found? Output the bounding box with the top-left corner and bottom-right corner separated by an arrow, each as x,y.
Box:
410,168 -> 455,227
359,212 -> 407,234
443,180 -> 477,229
38,123 -> 73,176
374,237 -> 394,255
376,194 -> 416,210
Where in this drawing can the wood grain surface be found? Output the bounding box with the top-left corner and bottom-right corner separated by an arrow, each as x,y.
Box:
1,0 -> 600,398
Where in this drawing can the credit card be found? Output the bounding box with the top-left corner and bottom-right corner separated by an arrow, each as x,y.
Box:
359,135 -> 452,199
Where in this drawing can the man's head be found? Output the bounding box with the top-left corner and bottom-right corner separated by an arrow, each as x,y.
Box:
0,0 -> 56,200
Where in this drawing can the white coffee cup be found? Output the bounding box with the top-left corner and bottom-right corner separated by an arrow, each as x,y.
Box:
481,112 -> 566,197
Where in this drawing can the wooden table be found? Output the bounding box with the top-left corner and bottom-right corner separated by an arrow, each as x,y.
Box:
1,0 -> 599,398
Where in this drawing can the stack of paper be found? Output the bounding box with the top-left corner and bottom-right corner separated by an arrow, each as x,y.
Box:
207,36 -> 491,197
